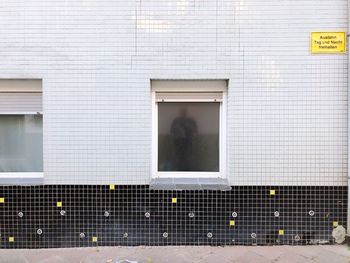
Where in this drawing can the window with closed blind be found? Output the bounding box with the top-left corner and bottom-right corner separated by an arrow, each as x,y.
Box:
0,79 -> 43,184
151,80 -> 228,186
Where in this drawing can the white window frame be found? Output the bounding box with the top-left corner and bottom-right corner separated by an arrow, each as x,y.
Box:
151,80 -> 227,179
0,79 -> 43,184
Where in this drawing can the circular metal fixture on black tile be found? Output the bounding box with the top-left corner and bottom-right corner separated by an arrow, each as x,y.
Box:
60,210 -> 66,216
309,210 -> 315,216
162,232 -> 168,238
79,233 -> 85,239
251,233 -> 257,239
123,232 -> 128,238
232,212 -> 238,218
294,235 -> 301,241
36,229 -> 42,235
145,212 -> 150,218
104,211 -> 110,217
188,212 -> 195,218
207,232 -> 213,238
18,212 -> 23,218
274,211 -> 280,217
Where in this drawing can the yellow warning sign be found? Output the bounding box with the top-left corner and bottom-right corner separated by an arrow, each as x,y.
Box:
311,32 -> 346,54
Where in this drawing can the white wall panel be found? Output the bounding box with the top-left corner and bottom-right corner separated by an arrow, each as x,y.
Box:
0,0 -> 347,185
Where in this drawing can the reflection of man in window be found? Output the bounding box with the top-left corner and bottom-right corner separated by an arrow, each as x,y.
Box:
170,108 -> 198,171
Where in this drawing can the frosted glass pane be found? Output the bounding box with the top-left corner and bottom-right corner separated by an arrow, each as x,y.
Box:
0,115 -> 43,172
158,102 -> 219,172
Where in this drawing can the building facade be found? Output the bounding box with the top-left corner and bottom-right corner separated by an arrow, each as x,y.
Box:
0,0 -> 348,248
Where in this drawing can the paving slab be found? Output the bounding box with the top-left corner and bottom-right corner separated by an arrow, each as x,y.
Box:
0,246 -> 349,263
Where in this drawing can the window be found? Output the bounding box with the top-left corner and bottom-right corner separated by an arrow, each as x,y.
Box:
151,80 -> 227,180
0,79 -> 43,184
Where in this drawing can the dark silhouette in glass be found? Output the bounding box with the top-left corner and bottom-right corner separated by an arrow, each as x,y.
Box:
170,108 -> 198,171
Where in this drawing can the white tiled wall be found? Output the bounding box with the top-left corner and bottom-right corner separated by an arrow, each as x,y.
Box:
0,0 -> 348,185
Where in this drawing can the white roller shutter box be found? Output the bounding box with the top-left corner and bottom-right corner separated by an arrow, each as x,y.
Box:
152,80 -> 227,102
0,79 -> 42,114
151,80 -> 228,92
156,92 -> 222,102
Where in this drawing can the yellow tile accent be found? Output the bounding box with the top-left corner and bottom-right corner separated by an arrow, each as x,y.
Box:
269,189 -> 276,196
109,185 -> 115,190
172,198 -> 177,203
56,201 -> 62,207
229,220 -> 235,226
0,198 -> 5,203
278,230 -> 284,235
92,236 -> 98,242
8,237 -> 14,242
333,221 -> 339,227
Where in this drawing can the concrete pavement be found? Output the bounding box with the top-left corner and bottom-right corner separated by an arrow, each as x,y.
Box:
0,245 -> 350,263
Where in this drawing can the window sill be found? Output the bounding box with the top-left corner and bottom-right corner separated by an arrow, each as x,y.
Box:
0,172 -> 44,185
149,177 -> 231,191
